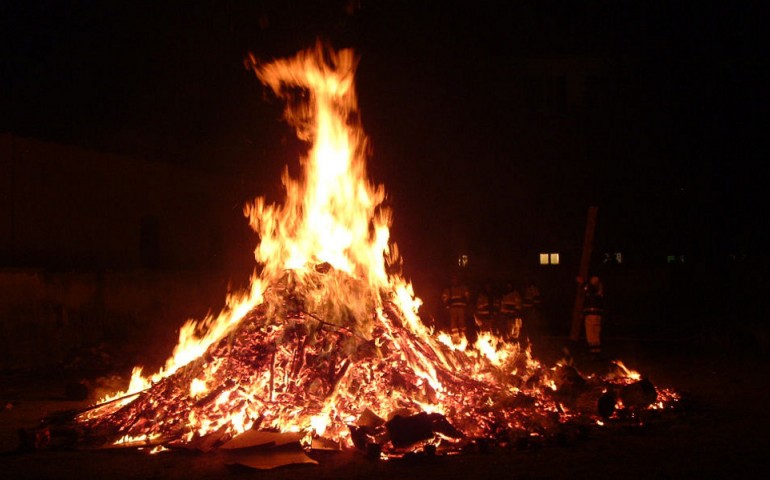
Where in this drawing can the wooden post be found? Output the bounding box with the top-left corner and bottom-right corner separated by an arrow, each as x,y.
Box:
570,206 -> 598,342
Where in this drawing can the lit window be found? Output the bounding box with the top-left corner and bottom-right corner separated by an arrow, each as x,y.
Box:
458,254 -> 469,268
540,253 -> 559,265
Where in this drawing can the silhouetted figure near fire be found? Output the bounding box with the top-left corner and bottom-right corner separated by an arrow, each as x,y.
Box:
473,282 -> 496,334
499,282 -> 523,341
442,275 -> 470,339
579,275 -> 605,356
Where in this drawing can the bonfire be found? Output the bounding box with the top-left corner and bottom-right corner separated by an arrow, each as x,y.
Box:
35,42 -> 677,458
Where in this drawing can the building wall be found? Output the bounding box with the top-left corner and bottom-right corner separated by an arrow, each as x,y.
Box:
0,269 -> 233,370
1,133 -> 253,271
0,133 -> 259,369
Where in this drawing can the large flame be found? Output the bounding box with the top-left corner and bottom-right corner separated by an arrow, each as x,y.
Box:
89,41 -> 436,430
101,43 -> 399,397
78,42 -> 677,453
246,44 -> 394,290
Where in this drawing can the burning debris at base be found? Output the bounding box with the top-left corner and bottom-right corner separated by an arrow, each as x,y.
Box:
20,42 -> 680,467
24,268 -> 679,458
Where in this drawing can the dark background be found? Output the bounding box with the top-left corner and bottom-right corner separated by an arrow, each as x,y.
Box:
1,1 -> 768,342
2,5 -> 769,475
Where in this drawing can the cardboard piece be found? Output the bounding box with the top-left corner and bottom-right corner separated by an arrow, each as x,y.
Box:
225,445 -> 318,470
220,430 -> 303,450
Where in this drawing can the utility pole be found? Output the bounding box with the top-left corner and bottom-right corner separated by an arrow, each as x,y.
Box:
570,206 -> 598,343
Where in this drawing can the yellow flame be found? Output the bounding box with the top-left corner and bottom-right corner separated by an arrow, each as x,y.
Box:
189,378 -> 208,398
245,42 -> 394,291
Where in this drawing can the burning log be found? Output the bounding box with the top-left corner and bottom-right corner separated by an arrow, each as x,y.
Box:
598,391 -> 617,419
553,365 -> 588,397
385,412 -> 463,450
619,378 -> 657,410
573,387 -> 617,419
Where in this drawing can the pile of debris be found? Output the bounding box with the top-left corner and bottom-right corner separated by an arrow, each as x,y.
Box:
21,267 -> 678,467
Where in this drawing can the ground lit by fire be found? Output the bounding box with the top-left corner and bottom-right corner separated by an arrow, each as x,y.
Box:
69,42 -> 679,457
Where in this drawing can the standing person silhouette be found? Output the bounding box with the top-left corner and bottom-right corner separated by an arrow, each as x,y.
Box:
580,275 -> 605,357
442,275 -> 470,340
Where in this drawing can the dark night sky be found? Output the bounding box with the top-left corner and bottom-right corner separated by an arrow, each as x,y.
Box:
2,1 -> 768,274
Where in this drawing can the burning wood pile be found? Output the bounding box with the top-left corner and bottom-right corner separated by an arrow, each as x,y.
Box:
24,42 -> 679,464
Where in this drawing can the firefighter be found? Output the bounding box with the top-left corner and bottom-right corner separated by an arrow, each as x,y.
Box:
441,275 -> 470,338
581,275 -> 605,356
474,283 -> 495,333
491,283 -> 502,332
499,282 -> 523,341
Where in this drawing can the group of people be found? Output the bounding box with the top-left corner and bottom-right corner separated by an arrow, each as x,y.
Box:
441,275 -> 543,344
441,274 -> 607,355
579,275 -> 605,356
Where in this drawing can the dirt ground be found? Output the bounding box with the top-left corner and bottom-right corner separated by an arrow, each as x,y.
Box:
2,336 -> 769,480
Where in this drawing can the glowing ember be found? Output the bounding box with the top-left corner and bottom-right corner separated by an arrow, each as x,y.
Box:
72,42 -> 678,455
